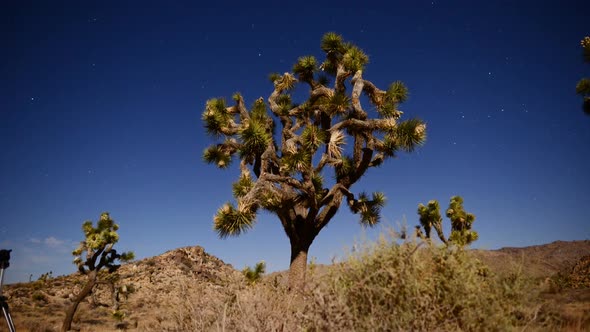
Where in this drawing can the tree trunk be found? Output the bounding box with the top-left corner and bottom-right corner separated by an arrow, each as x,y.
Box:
288,241 -> 311,293
62,271 -> 97,332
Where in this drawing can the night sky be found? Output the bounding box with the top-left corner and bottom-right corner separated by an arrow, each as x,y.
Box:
2,1 -> 589,283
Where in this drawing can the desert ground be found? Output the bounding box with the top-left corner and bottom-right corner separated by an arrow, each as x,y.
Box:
3,239 -> 590,332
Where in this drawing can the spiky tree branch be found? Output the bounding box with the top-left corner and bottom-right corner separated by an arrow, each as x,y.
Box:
577,36 -> 590,115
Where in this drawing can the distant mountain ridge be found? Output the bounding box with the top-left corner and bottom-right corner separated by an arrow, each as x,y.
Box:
474,240 -> 590,278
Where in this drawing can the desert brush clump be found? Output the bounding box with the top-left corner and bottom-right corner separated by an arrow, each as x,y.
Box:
61,212 -> 134,332
143,270 -> 301,332
417,195 -> 478,246
202,32 -> 426,292
145,229 -> 541,332
302,230 -> 538,331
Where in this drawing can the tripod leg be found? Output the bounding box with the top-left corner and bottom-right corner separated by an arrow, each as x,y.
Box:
2,303 -> 16,332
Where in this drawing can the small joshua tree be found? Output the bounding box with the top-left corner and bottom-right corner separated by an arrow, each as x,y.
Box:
242,261 -> 266,285
416,200 -> 447,245
202,32 -> 426,292
38,271 -> 53,282
417,196 -> 478,246
62,212 -> 134,332
576,36 -> 590,115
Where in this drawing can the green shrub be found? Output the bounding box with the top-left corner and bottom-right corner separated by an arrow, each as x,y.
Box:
112,310 -> 126,321
32,291 -> 48,303
242,261 -> 266,285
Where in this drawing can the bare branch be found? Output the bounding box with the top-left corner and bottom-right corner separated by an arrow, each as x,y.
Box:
350,70 -> 367,119
334,63 -> 350,93
362,79 -> 386,106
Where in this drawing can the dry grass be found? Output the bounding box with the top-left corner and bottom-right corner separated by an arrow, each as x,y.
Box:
140,271 -> 300,332
5,235 -> 590,331
143,230 -> 562,332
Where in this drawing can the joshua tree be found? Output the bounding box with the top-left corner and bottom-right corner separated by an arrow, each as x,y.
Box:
416,200 -> 447,245
62,212 -> 134,332
417,196 -> 478,247
202,32 -> 426,292
576,36 -> 590,115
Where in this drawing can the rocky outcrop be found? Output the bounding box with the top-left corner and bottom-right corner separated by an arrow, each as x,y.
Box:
3,245 -> 241,331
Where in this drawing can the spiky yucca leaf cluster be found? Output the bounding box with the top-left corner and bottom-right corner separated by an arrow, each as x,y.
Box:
416,196 -> 477,247
377,81 -> 409,118
320,32 -> 369,74
582,36 -> 590,63
293,56 -> 318,83
383,119 -> 426,155
202,99 -> 231,136
446,196 -> 478,246
239,121 -> 271,157
232,173 -> 254,198
72,212 -> 134,274
301,125 -> 327,152
203,144 -> 232,168
577,79 -> 590,96
214,203 -> 256,238
351,192 -> 386,226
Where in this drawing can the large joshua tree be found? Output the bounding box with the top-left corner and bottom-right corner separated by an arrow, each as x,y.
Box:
62,212 -> 134,332
202,33 -> 426,292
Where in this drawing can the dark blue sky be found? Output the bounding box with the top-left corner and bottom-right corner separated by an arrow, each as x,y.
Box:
2,1 -> 589,283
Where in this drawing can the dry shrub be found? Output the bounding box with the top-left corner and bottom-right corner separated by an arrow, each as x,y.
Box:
143,272 -> 300,331
302,230 -> 540,332
21,320 -> 56,332
146,230 -> 547,331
